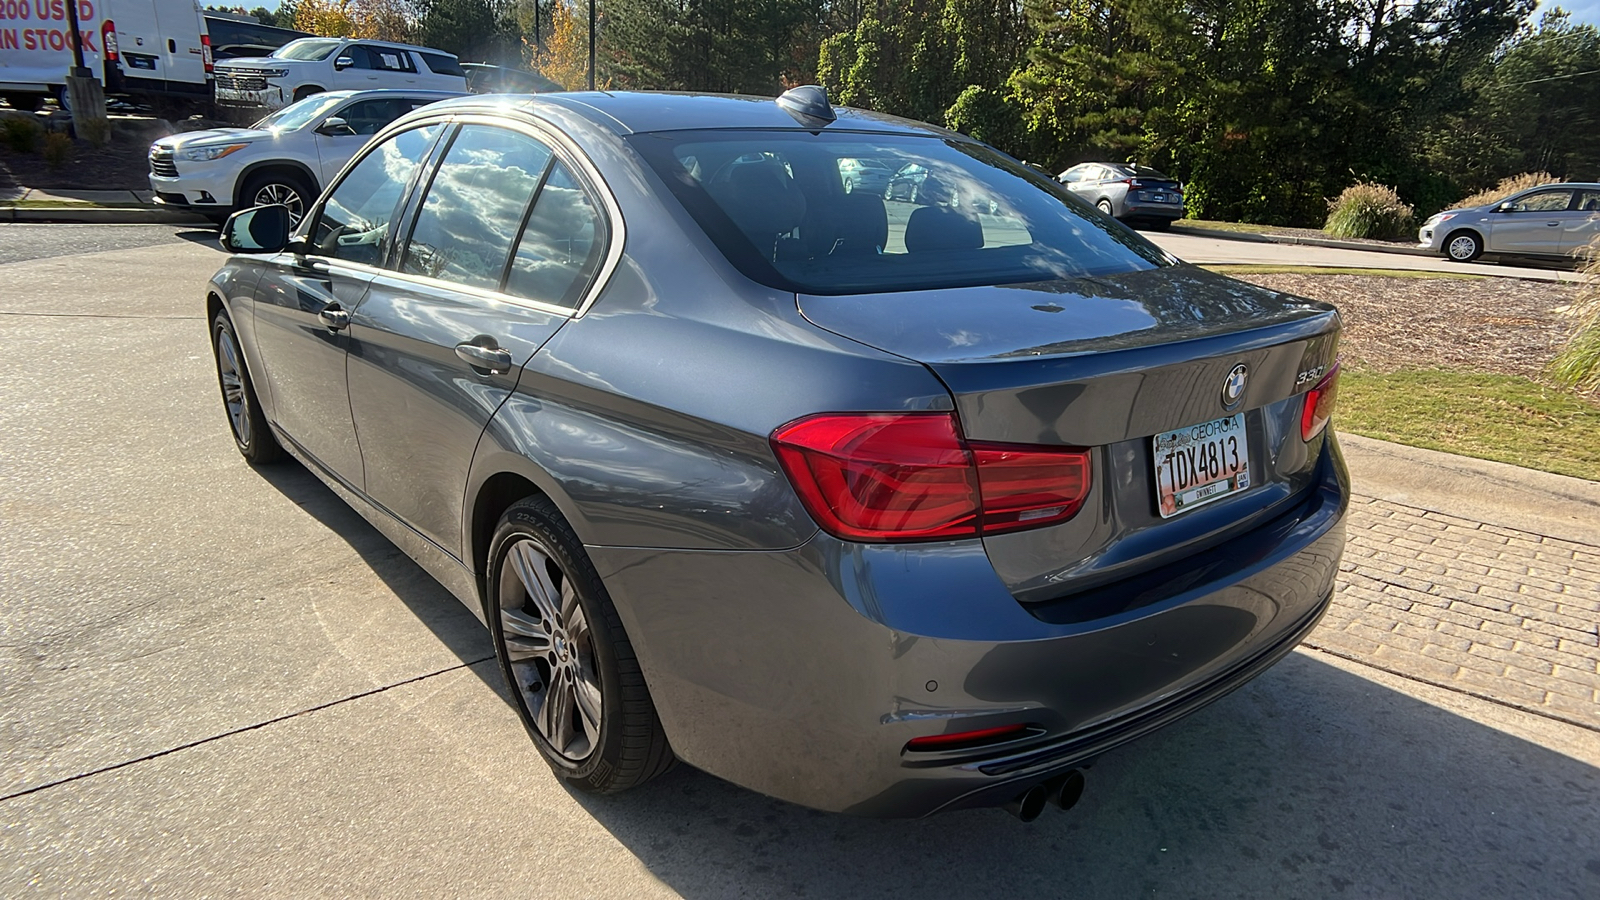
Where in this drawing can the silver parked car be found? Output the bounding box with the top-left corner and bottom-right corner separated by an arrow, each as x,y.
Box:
1419,182 -> 1600,262
1058,162 -> 1185,227
208,88 -> 1347,821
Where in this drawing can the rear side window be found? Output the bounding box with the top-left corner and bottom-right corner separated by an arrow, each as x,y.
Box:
401,125 -> 554,290
311,124 -> 441,266
420,52 -> 466,77
505,161 -> 608,307
631,130 -> 1167,295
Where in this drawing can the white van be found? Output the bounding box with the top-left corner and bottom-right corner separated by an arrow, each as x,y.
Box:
0,0 -> 211,111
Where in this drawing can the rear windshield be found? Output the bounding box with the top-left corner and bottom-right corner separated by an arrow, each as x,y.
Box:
1129,165 -> 1174,180
629,130 -> 1169,295
271,38 -> 341,61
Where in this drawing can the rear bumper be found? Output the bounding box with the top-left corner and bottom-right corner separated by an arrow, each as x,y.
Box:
588,437 -> 1349,817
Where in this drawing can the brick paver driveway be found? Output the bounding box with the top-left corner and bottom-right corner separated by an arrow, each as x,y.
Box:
1313,495 -> 1600,729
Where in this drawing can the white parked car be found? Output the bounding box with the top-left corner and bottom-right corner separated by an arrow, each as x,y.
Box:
148,89 -> 462,224
211,37 -> 467,114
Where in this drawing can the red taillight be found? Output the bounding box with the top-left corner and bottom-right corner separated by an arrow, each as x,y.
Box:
102,20 -> 117,61
905,723 -> 1030,752
770,412 -> 1091,543
971,442 -> 1090,534
201,34 -> 213,73
1301,362 -> 1341,440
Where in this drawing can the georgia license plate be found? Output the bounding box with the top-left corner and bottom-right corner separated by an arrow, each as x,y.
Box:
1152,413 -> 1250,518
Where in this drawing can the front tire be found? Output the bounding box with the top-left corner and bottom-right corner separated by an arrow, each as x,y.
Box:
212,311 -> 284,465
1444,230 -> 1483,262
239,170 -> 314,227
487,496 -> 673,794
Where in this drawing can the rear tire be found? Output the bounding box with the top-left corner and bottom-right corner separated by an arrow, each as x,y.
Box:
1444,230 -> 1482,262
212,310 -> 284,465
487,496 -> 674,794
1097,199 -> 1115,218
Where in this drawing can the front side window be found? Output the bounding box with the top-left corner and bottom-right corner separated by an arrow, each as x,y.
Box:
355,45 -> 416,72
1509,190 -> 1574,213
335,98 -> 424,136
310,124 -> 441,266
401,125 -> 554,290
631,130 -> 1167,295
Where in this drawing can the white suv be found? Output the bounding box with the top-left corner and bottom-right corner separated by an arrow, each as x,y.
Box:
212,37 -> 467,114
149,89 -> 463,224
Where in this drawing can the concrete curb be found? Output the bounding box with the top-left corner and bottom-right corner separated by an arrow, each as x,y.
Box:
1169,223 -> 1432,257
1,205 -> 212,225
1338,431 -> 1600,546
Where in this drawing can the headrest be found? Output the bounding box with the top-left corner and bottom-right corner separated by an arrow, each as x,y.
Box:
709,162 -> 807,247
904,205 -> 983,253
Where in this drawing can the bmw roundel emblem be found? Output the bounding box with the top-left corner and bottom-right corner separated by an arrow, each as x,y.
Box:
1222,364 -> 1249,408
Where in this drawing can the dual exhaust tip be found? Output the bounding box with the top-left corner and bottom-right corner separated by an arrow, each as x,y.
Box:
1002,768 -> 1086,822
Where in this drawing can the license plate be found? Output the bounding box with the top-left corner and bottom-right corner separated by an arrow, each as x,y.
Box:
1152,414 -> 1250,518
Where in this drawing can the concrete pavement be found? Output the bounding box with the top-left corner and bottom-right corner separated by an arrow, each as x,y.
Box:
1147,230 -> 1585,282
1,229 -> 1597,897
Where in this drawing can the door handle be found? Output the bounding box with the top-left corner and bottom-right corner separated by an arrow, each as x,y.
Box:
318,306 -> 350,330
455,341 -> 513,374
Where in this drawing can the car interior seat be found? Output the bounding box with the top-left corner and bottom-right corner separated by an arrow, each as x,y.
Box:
708,161 -> 806,261
904,205 -> 983,253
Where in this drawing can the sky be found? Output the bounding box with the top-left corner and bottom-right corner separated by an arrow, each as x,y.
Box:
1539,0 -> 1600,26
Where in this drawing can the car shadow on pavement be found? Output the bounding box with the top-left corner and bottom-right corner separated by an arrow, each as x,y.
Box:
570,651 -> 1600,899
249,459 -> 509,703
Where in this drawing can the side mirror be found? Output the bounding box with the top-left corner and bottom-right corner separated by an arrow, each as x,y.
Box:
221,205 -> 291,254
1496,201 -> 1516,213
334,55 -> 354,71
316,116 -> 355,136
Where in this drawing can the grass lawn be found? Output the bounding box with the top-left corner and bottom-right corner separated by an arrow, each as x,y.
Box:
1339,369 -> 1600,481
1174,219 -> 1280,234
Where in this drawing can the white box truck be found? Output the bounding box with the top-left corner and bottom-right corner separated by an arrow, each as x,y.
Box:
0,0 -> 212,111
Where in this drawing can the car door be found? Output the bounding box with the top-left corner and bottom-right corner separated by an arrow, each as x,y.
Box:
347,122 -> 611,556
1561,189 -> 1600,256
1487,188 -> 1575,255
248,122 -> 444,486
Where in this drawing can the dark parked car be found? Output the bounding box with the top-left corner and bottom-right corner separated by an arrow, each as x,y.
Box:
1059,162 -> 1185,227
209,88 -> 1347,820
462,62 -> 562,94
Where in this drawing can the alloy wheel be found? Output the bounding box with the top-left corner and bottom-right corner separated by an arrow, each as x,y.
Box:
1447,235 -> 1478,261
497,537 -> 603,762
215,327 -> 252,447
253,182 -> 305,225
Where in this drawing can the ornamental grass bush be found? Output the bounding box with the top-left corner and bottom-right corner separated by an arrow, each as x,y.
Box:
1,115 -> 43,154
42,131 -> 72,169
1456,172 -> 1560,210
1549,235 -> 1600,396
1323,182 -> 1415,241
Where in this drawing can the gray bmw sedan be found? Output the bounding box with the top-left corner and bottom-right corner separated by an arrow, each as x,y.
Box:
207,87 -> 1348,820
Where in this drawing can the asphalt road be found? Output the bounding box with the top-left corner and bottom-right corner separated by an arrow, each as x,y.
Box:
2,228 -> 1597,897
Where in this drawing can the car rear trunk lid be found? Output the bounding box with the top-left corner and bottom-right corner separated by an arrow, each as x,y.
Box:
797,264 -> 1341,603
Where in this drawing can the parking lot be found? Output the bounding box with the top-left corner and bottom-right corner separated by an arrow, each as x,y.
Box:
2,225 -> 1597,898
